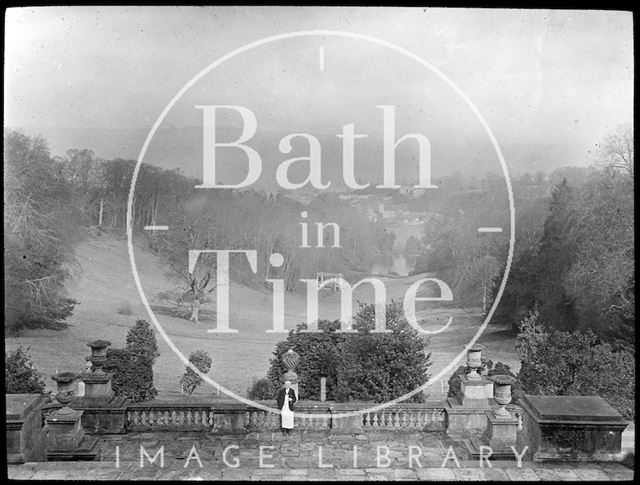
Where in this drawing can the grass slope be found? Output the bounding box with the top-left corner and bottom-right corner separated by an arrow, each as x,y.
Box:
5,231 -> 519,398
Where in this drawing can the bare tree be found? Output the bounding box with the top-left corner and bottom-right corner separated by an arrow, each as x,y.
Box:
598,125 -> 634,177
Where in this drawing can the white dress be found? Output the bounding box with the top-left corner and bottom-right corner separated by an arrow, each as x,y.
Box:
281,391 -> 294,429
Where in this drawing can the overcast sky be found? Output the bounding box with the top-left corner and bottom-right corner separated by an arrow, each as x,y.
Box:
4,7 -> 634,178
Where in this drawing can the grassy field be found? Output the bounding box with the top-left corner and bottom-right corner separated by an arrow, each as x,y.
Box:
5,232 -> 519,399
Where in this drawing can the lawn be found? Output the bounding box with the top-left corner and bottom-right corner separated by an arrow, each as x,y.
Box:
5,232 -> 519,400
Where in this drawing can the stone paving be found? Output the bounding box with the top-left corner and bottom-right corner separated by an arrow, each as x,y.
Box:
7,431 -> 635,480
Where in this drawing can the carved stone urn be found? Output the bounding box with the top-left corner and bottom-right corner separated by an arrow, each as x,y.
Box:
86,340 -> 111,373
51,372 -> 79,415
490,374 -> 518,418
466,344 -> 485,380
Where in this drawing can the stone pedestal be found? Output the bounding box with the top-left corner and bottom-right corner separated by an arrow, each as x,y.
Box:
78,371 -> 113,401
45,407 -> 100,461
71,372 -> 127,433
444,375 -> 494,439
483,413 -> 519,451
517,394 -> 628,462
444,398 -> 490,438
6,394 -> 47,463
460,375 -> 493,408
329,404 -> 364,434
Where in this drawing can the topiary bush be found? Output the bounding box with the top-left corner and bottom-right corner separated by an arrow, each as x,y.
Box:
5,346 -> 45,394
103,319 -> 159,402
247,377 -> 275,400
180,350 -> 212,395
126,319 -> 159,362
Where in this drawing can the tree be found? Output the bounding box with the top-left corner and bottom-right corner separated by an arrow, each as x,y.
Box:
515,311 -> 634,419
598,124 -> 634,176
125,319 -> 160,363
334,301 -> 431,403
533,179 -> 580,332
5,347 -> 46,394
103,319 -> 159,402
265,302 -> 432,403
4,130 -> 78,334
180,350 -> 213,395
266,319 -> 346,400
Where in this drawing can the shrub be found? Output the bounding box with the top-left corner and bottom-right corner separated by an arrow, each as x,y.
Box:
266,319 -> 345,401
125,319 -> 159,363
266,301 -> 432,403
335,301 -> 431,403
180,350 -> 212,395
102,319 -> 159,402
447,359 -> 522,404
247,377 -> 275,400
5,347 -> 45,394
516,311 -> 635,419
103,348 -> 156,402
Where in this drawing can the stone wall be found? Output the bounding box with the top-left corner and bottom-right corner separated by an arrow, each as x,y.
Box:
6,394 -> 47,464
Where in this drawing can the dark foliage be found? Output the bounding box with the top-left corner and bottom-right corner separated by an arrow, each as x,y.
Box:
5,346 -> 46,394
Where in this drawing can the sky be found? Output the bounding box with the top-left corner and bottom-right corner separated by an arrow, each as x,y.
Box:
4,7 -> 634,181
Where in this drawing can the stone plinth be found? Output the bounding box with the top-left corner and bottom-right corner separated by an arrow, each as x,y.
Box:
328,403 -> 364,434
483,413 -> 519,450
79,371 -> 113,399
444,398 -> 491,438
45,407 -> 101,461
71,371 -> 127,433
517,394 -> 628,462
460,375 -> 493,408
6,393 -> 47,463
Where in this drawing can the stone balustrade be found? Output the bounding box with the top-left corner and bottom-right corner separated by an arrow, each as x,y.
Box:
120,399 -> 445,434
362,403 -> 447,431
126,404 -> 215,432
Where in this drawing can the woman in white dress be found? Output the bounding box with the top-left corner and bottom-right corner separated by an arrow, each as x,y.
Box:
276,380 -> 297,436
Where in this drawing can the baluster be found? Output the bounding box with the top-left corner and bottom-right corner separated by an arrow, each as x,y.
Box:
407,411 -> 416,428
372,413 -> 379,427
401,412 -> 407,428
394,412 -> 401,428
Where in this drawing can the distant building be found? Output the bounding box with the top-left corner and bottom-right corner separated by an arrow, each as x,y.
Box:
316,272 -> 343,291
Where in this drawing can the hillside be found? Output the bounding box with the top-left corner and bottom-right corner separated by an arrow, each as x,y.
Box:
5,230 -> 519,397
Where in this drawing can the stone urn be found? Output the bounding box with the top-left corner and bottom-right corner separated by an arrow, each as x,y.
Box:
51,372 -> 79,415
465,344 -> 485,380
489,374 -> 517,418
87,340 -> 111,373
